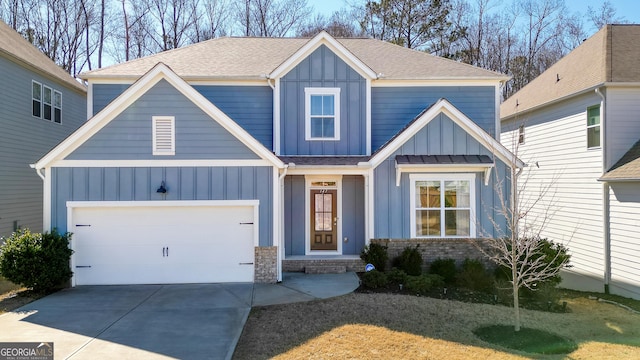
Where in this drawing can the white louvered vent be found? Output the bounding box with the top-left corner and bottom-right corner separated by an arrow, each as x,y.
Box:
153,116 -> 175,155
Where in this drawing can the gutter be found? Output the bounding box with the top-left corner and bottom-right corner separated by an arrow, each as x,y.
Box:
277,165 -> 288,282
596,86 -> 611,294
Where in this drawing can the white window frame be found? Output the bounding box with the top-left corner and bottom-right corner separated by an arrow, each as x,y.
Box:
586,105 -> 601,149
53,90 -> 62,123
152,116 -> 176,156
43,85 -> 53,121
304,87 -> 340,141
409,173 -> 476,239
32,80 -> 42,118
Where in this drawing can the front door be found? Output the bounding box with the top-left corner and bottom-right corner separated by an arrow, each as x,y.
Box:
310,189 -> 337,251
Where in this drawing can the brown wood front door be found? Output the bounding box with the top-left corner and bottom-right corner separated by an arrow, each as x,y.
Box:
310,189 -> 337,251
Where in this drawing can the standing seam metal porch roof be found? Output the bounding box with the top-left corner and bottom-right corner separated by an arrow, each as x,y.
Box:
80,36 -> 508,81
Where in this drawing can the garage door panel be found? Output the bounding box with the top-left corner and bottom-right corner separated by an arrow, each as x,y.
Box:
72,204 -> 256,285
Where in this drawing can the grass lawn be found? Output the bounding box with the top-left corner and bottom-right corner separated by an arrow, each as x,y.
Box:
234,292 -> 640,359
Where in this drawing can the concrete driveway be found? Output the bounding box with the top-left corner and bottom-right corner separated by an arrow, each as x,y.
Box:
0,284 -> 252,360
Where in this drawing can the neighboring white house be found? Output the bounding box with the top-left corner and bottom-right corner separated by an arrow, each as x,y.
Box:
501,24 -> 640,300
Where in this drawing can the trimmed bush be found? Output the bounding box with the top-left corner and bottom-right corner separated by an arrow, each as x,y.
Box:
0,228 -> 73,293
456,258 -> 495,293
360,243 -> 389,272
387,268 -> 409,285
392,245 -> 423,276
405,274 -> 444,295
429,258 -> 457,284
361,270 -> 388,289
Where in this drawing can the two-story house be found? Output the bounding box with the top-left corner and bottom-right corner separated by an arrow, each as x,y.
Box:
501,25 -> 640,300
0,20 -> 86,238
33,32 -> 521,285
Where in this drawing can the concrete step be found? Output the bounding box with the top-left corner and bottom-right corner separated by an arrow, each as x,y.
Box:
304,265 -> 347,274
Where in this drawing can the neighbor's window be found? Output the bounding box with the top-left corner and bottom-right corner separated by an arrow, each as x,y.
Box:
54,90 -> 62,123
43,86 -> 52,121
305,88 -> 340,140
152,116 -> 175,155
32,81 -> 42,117
518,124 -> 525,145
410,174 -> 475,238
587,105 -> 600,148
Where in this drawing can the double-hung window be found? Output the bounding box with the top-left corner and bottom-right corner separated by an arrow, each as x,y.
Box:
587,105 -> 600,148
305,88 -> 340,140
410,174 -> 475,238
54,90 -> 62,123
43,85 -> 52,121
32,81 -> 42,118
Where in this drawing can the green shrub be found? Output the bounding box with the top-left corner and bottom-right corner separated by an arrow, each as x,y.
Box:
360,243 -> 389,272
405,274 -> 444,295
387,268 -> 409,285
456,258 -> 495,293
392,245 -> 423,276
429,258 -> 457,284
361,270 -> 388,289
494,238 -> 571,289
0,228 -> 73,293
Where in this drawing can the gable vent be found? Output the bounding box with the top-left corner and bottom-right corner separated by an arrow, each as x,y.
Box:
153,116 -> 175,155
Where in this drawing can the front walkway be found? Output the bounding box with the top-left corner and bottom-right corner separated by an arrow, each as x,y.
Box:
253,272 -> 360,306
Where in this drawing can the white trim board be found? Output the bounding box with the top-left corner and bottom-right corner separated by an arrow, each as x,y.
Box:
50,159 -> 274,168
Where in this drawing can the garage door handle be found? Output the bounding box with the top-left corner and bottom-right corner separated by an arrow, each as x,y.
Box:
239,262 -> 254,265
75,224 -> 91,227
240,222 -> 253,225
76,265 -> 91,268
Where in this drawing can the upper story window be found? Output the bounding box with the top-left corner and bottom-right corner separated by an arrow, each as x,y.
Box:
32,80 -> 62,123
410,174 -> 476,238
305,88 -> 340,141
152,116 -> 175,155
518,124 -> 525,145
587,105 -> 600,148
32,81 -> 42,117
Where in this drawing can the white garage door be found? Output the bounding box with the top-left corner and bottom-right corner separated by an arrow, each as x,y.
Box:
70,202 -> 256,285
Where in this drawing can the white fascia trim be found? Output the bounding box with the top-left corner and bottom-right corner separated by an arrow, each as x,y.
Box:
285,167 -> 370,176
395,164 -> 494,186
274,78 -> 281,155
372,79 -> 505,87
368,99 -> 524,169
88,78 -> 136,84
366,78 -> 372,155
34,63 -> 284,170
86,82 -> 93,119
188,80 -> 268,86
269,31 -> 376,80
50,159 -> 273,168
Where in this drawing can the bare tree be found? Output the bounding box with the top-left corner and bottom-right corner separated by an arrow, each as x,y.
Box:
479,120 -> 570,332
297,11 -> 362,37
193,0 -> 230,41
237,0 -> 311,37
588,0 -> 627,31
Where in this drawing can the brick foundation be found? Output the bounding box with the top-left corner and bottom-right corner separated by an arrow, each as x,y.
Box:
254,246 -> 278,283
370,238 -> 494,271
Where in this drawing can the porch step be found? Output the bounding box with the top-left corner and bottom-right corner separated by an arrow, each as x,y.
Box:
305,265 -> 346,274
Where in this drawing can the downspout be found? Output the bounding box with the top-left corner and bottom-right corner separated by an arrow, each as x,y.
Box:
596,87 -> 611,294
277,165 -> 288,282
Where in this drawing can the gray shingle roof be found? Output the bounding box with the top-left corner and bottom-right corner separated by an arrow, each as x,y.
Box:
0,20 -> 86,92
501,25 -> 640,119
80,36 -> 507,81
600,139 -> 640,181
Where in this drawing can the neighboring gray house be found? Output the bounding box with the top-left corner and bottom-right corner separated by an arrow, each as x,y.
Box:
34,31 -> 522,286
0,20 -> 86,238
501,25 -> 640,300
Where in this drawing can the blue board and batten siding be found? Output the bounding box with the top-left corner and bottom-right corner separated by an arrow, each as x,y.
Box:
280,45 -> 367,155
50,166 -> 273,246
374,113 -> 510,239
92,83 -> 273,149
0,55 -> 86,237
284,175 -> 366,256
70,80 -> 259,160
371,86 -> 496,151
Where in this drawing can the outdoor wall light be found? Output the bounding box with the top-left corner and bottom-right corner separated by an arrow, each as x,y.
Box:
157,181 -> 167,194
